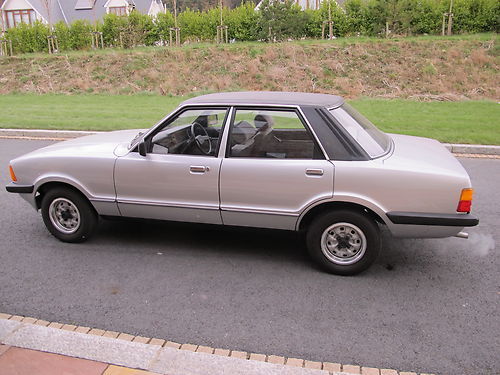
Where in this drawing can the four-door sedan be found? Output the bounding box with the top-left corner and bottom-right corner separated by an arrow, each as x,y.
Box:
6,92 -> 479,275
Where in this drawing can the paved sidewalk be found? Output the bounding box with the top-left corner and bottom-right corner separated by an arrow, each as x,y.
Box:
0,315 -> 432,375
0,345 -> 156,375
0,128 -> 499,156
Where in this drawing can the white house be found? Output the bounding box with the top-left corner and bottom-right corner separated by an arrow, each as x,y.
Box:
0,0 -> 165,30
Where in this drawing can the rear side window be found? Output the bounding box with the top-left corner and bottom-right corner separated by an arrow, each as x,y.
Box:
329,104 -> 391,158
227,109 -> 323,159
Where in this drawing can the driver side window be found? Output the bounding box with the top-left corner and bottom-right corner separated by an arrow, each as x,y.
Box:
150,108 -> 228,156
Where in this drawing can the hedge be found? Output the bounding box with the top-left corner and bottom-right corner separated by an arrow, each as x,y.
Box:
4,0 -> 498,54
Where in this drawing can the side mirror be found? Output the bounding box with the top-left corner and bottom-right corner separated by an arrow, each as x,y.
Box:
138,141 -> 147,157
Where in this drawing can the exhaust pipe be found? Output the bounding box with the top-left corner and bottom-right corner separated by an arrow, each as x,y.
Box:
455,231 -> 469,239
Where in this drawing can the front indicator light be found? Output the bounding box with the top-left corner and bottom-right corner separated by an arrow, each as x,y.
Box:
457,188 -> 473,213
9,165 -> 17,182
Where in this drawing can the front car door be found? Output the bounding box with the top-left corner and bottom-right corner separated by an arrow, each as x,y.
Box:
114,107 -> 229,224
219,107 -> 335,230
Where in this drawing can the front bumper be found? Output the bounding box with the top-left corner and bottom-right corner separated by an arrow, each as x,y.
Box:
386,211 -> 479,227
5,184 -> 34,194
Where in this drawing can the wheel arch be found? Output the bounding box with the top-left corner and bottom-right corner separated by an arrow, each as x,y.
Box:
35,181 -> 94,211
297,200 -> 387,231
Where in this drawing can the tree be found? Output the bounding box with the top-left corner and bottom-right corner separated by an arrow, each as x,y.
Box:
258,0 -> 308,41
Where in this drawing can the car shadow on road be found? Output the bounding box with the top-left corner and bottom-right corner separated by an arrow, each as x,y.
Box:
89,217 -> 427,276
95,216 -> 312,264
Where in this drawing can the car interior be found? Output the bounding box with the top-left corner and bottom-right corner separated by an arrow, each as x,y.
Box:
149,110 -> 322,159
229,113 -> 322,159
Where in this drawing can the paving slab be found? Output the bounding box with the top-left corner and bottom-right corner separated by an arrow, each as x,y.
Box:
2,323 -> 161,371
0,346 -> 108,375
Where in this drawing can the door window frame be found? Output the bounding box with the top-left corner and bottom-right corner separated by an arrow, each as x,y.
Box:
140,105 -> 230,158
224,105 -> 327,160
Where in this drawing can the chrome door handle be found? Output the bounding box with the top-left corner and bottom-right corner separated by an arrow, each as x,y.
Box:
190,165 -> 209,173
306,168 -> 323,176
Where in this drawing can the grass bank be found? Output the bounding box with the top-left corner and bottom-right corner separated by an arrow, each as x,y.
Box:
0,94 -> 498,145
0,34 -> 498,100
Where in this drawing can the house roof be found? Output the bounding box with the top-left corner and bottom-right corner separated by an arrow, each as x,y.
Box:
58,0 -> 107,24
182,92 -> 345,108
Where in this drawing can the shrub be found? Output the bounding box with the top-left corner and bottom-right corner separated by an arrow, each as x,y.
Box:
155,11 -> 176,44
258,0 -> 309,41
226,2 -> 261,41
55,20 -> 94,51
304,0 -> 349,38
7,21 -> 50,54
102,13 -> 128,47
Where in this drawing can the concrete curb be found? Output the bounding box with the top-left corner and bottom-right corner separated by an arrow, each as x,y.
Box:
0,128 -> 499,156
442,143 -> 500,156
0,314 -> 429,375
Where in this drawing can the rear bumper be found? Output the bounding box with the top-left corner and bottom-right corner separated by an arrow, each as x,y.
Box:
5,184 -> 34,194
387,211 -> 479,227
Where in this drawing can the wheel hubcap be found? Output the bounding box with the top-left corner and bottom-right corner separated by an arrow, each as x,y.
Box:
48,198 -> 81,234
321,222 -> 367,265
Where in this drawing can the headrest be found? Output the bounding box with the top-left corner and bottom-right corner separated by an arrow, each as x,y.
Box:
254,114 -> 274,130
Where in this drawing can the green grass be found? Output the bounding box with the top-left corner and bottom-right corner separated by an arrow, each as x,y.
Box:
0,94 -> 498,145
351,99 -> 500,145
0,94 -> 183,132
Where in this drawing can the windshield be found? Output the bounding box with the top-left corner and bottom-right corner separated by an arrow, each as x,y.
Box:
329,104 -> 391,158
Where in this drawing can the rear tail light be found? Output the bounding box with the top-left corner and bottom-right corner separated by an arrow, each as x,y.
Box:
9,165 -> 17,182
457,188 -> 473,213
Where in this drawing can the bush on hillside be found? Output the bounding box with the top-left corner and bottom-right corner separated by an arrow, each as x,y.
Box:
258,0 -> 309,41
6,21 -> 50,53
3,0 -> 498,54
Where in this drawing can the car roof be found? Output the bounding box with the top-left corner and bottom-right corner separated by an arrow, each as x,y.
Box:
181,91 -> 344,108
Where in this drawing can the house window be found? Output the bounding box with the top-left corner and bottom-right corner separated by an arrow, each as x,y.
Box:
109,6 -> 127,16
5,9 -> 35,28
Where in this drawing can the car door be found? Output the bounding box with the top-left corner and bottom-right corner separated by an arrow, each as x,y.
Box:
114,107 -> 229,224
219,107 -> 334,230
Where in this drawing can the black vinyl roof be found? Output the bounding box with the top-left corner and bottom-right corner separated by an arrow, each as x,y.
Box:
181,92 -> 344,108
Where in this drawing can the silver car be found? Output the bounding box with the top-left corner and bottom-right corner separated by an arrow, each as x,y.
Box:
6,92 -> 478,275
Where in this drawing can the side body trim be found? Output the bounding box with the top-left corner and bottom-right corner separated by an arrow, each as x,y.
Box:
387,211 -> 479,227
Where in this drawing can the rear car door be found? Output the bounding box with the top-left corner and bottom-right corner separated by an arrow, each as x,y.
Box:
219,107 -> 334,230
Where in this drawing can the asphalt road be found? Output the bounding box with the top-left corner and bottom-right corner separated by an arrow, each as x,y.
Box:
0,139 -> 498,375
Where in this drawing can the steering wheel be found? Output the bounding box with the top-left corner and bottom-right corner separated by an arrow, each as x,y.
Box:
189,122 -> 212,155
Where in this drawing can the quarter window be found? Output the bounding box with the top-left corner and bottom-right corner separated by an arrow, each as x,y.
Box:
228,109 -> 323,159
149,108 -> 227,157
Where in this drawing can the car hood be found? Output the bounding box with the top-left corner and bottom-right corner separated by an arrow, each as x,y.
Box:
16,129 -> 143,160
384,134 -> 469,179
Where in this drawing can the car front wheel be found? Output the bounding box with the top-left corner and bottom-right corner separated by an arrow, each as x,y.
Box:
41,187 -> 97,243
306,210 -> 380,275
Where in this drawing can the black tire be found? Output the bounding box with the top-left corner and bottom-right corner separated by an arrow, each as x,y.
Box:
41,187 -> 98,243
306,210 -> 380,275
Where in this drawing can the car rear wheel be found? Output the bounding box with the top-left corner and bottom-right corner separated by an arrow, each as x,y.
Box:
306,210 -> 380,275
41,187 -> 97,243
